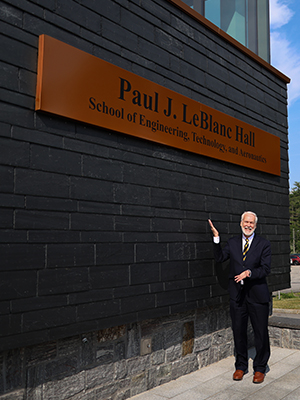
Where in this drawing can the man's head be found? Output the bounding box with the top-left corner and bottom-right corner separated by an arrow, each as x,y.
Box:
240,211 -> 257,238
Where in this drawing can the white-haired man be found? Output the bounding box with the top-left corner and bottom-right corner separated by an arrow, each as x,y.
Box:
208,212 -> 271,384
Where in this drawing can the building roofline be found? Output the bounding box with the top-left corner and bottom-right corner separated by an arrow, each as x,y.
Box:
167,0 -> 290,84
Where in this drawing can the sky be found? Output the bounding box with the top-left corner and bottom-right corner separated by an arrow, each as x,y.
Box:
269,0 -> 300,190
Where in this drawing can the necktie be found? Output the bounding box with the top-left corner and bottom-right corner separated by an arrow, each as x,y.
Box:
243,238 -> 249,262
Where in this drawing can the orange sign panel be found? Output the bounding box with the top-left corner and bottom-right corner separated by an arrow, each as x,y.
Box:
36,35 -> 281,176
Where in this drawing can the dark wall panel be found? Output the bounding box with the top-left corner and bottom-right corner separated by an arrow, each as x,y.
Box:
0,0 -> 289,351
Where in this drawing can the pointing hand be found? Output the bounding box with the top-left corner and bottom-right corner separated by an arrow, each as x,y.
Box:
208,219 -> 219,237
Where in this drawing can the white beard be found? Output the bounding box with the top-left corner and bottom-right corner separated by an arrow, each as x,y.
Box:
241,226 -> 256,236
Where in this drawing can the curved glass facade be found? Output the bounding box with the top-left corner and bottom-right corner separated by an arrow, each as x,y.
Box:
182,0 -> 270,63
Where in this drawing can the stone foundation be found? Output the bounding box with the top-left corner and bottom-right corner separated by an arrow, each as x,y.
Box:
0,304 -> 238,400
269,313 -> 300,350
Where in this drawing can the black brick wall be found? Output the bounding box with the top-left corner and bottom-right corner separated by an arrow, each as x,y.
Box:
0,0 -> 290,351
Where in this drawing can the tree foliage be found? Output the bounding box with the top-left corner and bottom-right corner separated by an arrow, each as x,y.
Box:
290,181 -> 300,253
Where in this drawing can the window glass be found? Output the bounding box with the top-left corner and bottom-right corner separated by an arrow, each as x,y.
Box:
180,0 -> 270,62
181,0 -> 204,14
205,0 -> 221,27
221,0 -> 246,46
182,0 -> 194,7
247,0 -> 258,54
257,0 -> 270,62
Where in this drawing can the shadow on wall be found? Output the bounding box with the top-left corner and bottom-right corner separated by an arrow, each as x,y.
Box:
216,260 -> 230,291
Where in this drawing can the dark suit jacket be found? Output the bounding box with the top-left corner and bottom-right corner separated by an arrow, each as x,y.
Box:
213,234 -> 271,303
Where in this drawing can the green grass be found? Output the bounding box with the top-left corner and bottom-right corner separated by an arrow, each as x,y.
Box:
273,292 -> 300,309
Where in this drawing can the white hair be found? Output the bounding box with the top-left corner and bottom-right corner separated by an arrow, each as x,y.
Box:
241,211 -> 258,224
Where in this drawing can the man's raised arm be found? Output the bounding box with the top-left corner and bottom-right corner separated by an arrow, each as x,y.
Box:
208,219 -> 219,238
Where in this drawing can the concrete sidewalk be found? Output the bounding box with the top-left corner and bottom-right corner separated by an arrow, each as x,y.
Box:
131,346 -> 300,400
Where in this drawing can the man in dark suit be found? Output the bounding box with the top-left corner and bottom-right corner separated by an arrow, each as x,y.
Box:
208,211 -> 271,384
